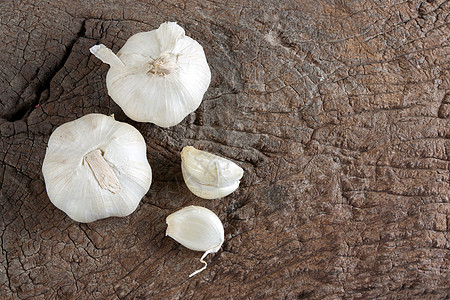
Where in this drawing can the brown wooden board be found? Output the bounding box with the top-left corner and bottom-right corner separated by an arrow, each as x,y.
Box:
1,0 -> 449,298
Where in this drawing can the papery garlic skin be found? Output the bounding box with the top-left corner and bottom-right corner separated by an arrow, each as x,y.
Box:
42,114 -> 152,223
166,206 -> 224,277
90,22 -> 211,127
181,146 -> 244,199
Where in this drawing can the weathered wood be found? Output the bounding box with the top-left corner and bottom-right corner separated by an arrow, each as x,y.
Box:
0,0 -> 449,298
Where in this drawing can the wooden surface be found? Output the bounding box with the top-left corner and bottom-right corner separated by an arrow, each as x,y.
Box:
1,0 -> 449,298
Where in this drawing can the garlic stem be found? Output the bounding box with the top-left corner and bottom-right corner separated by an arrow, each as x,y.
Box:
84,149 -> 121,194
90,44 -> 125,68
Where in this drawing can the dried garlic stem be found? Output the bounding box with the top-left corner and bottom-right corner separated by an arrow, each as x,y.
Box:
90,44 -> 125,68
84,149 -> 121,193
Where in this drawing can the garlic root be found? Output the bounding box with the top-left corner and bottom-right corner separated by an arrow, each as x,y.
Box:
189,249 -> 213,278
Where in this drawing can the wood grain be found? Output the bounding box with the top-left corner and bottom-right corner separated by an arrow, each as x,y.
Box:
0,0 -> 449,298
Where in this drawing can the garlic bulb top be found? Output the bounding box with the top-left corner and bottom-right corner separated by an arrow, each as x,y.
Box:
166,206 -> 224,277
90,22 -> 211,128
42,114 -> 152,223
181,146 -> 244,199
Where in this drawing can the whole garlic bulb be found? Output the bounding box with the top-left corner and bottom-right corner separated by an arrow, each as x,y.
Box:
90,22 -> 211,128
42,114 -> 152,223
181,146 -> 244,199
166,206 -> 224,277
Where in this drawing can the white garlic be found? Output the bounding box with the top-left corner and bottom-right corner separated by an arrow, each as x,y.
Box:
42,114 -> 152,223
181,146 -> 244,199
166,205 -> 224,277
90,22 -> 211,128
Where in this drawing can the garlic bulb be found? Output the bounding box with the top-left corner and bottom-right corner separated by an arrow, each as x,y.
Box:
181,146 -> 244,199
166,206 -> 224,277
90,22 -> 211,127
42,114 -> 152,223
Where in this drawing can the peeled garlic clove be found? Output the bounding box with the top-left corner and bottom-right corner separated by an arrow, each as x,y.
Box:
181,146 -> 244,199
166,206 -> 224,277
42,114 -> 152,223
90,22 -> 211,128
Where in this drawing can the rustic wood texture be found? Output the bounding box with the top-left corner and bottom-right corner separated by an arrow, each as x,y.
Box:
1,0 -> 449,298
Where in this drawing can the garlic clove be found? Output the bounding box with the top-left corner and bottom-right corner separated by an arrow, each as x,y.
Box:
90,22 -> 211,128
42,114 -> 152,223
156,21 -> 185,51
181,146 -> 244,199
166,206 -> 224,277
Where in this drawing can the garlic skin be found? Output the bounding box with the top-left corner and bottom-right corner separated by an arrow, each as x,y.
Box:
42,114 -> 152,223
90,22 -> 211,127
166,206 -> 224,277
181,146 -> 244,199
